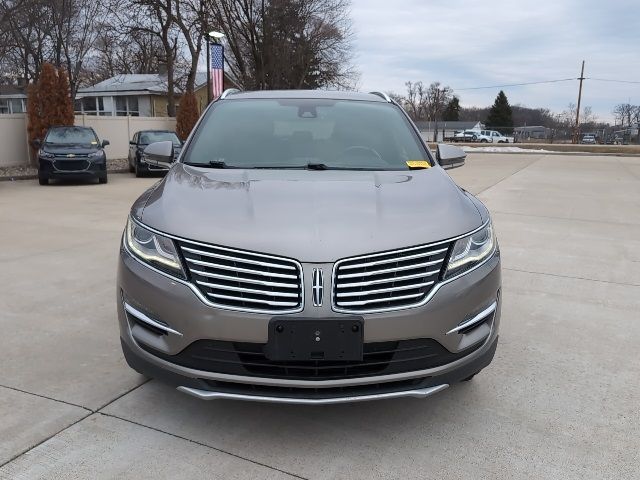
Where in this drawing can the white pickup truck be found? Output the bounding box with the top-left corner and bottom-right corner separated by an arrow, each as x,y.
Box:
476,130 -> 511,143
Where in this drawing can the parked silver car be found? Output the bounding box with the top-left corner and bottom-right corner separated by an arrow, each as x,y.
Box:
117,90 -> 501,404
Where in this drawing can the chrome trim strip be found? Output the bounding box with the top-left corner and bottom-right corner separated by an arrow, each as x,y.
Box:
123,218 -> 305,315
123,301 -> 183,336
195,280 -> 299,298
181,245 -> 296,270
336,281 -> 433,298
332,219 -> 493,314
185,257 -> 298,279
340,249 -> 447,270
177,384 -> 449,404
446,301 -> 497,335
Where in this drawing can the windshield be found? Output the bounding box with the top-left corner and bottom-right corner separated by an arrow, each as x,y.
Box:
45,127 -> 98,145
183,99 -> 430,170
139,131 -> 180,145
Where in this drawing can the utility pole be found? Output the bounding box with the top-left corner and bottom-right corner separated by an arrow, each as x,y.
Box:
573,60 -> 585,144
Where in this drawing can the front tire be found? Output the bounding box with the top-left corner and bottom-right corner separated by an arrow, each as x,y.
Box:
480,139 -> 488,143
135,162 -> 144,178
38,175 -> 48,185
99,174 -> 108,184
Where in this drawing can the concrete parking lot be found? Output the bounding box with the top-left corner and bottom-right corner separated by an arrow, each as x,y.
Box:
1,153 -> 639,479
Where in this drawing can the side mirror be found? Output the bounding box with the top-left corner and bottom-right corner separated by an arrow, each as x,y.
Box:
129,140 -> 136,145
143,141 -> 174,168
437,144 -> 466,170
32,139 -> 41,149
102,139 -> 110,148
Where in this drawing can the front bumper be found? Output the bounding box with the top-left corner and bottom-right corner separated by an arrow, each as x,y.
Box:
117,246 -> 501,403
39,157 -> 106,179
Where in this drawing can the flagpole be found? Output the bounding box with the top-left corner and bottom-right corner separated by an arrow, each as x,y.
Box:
206,31 -> 225,104
206,38 -> 211,105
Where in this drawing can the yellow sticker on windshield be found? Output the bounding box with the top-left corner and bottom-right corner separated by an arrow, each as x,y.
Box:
91,141 -> 98,145
406,160 -> 430,169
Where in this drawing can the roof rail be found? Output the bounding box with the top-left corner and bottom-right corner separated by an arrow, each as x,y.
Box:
369,91 -> 391,102
220,88 -> 241,99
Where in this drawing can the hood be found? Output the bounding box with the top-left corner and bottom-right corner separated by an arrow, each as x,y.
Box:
136,164 -> 482,262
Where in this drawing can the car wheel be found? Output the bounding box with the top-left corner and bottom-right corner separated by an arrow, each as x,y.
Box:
480,139 -> 488,143
135,162 -> 144,178
129,162 -> 135,173
38,175 -> 48,186
99,175 -> 108,184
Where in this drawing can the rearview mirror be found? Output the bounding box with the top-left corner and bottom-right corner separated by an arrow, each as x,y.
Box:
437,144 -> 466,170
143,141 -> 174,169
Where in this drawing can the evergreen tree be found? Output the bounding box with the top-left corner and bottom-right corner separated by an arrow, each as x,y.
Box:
486,90 -> 513,133
176,91 -> 199,141
27,63 -> 75,164
443,96 -> 460,121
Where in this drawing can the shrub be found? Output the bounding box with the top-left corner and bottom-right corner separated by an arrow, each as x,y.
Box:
176,90 -> 199,141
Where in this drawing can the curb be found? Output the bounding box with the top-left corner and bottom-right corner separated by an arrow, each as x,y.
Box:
0,168 -> 131,182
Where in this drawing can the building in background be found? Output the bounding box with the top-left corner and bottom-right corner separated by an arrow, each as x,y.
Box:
0,85 -> 27,114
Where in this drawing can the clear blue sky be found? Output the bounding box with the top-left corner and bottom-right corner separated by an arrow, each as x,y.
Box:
351,0 -> 640,122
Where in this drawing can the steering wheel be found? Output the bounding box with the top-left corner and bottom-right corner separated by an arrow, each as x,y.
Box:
340,145 -> 383,161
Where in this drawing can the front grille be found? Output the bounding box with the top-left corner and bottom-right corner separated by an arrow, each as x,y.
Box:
139,338 -> 482,381
178,240 -> 303,313
332,242 -> 451,313
53,153 -> 89,158
53,159 -> 90,171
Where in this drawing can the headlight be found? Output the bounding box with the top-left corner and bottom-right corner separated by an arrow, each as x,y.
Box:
124,217 -> 185,278
39,150 -> 54,159
444,222 -> 496,279
88,151 -> 105,158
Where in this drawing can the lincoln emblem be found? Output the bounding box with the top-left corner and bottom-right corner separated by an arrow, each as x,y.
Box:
312,268 -> 324,307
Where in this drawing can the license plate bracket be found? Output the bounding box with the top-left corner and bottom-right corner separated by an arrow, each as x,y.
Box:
265,317 -> 364,362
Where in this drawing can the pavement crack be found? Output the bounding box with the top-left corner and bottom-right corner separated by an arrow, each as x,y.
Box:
0,411 -> 93,469
0,384 -> 91,413
504,267 -> 640,287
98,412 -> 310,480
475,156 -> 544,195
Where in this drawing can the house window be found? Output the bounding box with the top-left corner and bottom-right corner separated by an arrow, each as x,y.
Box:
115,96 -> 139,116
76,97 -> 107,116
0,99 -> 9,114
11,99 -> 24,113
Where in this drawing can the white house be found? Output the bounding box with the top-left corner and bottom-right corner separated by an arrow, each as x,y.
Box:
0,85 -> 27,114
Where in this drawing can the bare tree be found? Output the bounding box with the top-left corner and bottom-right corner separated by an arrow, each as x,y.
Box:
205,0 -> 356,90
424,82 -> 452,141
613,103 -> 636,127
402,81 -> 426,120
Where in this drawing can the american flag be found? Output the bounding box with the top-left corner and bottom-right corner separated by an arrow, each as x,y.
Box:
210,43 -> 224,100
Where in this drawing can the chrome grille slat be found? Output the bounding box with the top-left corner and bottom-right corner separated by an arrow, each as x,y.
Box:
336,293 -> 424,307
339,247 -> 448,270
196,280 -> 299,298
206,292 -> 299,308
178,240 -> 303,313
189,269 -> 299,289
181,246 -> 296,270
185,257 -> 298,279
333,241 -> 452,313
337,262 -> 442,279
337,271 -> 434,289
336,281 -> 434,298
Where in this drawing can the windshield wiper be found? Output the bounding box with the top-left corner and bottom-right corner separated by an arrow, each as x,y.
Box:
184,160 -> 238,169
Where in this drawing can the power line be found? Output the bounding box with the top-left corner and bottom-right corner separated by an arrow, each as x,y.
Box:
587,77 -> 640,84
453,78 -> 576,91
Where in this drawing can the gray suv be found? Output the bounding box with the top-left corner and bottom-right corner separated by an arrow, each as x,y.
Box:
117,90 -> 501,404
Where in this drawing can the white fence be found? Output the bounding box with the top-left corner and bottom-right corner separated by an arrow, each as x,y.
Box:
0,114 -> 177,167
